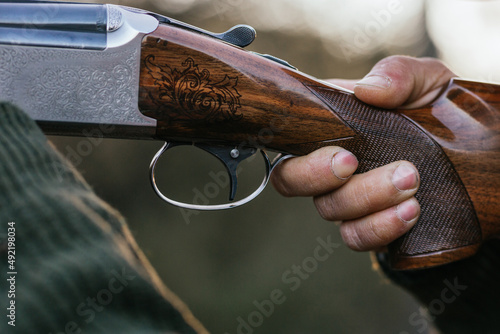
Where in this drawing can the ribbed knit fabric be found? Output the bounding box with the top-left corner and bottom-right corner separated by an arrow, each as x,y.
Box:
0,102 -> 207,333
377,239 -> 500,334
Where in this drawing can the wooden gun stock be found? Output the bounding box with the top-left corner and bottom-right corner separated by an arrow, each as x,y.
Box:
138,24 -> 500,270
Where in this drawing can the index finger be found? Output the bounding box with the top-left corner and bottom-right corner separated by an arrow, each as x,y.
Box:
271,146 -> 358,197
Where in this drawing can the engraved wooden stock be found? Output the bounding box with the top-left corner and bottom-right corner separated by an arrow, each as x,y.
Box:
138,24 -> 500,270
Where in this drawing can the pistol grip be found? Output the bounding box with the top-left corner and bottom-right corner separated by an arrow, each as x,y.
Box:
309,85 -> 483,270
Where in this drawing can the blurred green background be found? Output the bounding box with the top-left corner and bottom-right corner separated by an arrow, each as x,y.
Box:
49,0 -> 500,333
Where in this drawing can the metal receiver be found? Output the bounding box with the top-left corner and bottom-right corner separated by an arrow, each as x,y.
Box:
0,1 -> 289,210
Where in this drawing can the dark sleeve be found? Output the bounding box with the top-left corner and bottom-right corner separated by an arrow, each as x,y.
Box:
377,239 -> 500,334
0,102 -> 208,333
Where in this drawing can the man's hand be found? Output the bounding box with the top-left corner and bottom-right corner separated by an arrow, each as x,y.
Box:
271,56 -> 456,252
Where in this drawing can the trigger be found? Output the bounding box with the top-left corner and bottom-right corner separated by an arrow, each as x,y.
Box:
194,144 -> 257,201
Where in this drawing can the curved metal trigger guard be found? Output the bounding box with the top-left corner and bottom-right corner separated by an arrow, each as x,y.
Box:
149,142 -> 295,210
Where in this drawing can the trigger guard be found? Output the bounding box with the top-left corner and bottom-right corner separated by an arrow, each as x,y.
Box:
149,142 -> 292,211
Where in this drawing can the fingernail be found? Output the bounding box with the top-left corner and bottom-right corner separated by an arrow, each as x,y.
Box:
392,164 -> 418,191
331,150 -> 358,180
396,198 -> 420,223
355,75 -> 392,89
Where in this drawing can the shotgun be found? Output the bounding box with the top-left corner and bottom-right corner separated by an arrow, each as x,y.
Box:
0,2 -> 498,270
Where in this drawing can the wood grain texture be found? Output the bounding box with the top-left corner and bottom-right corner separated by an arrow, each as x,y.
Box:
139,25 -> 355,153
139,24 -> 500,270
403,79 -> 500,242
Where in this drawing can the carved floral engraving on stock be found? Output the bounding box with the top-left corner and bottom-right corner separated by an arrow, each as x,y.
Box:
143,55 -> 242,122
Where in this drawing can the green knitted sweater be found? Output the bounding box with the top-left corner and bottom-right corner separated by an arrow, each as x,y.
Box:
0,102 -> 206,333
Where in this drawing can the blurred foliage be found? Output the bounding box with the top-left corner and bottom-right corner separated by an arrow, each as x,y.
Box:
48,0 -> 443,333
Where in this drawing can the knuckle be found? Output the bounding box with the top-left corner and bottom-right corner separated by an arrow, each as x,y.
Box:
420,57 -> 448,70
340,208 -> 408,252
351,177 -> 378,213
366,218 -> 388,246
377,55 -> 413,75
302,158 -> 322,192
420,57 -> 457,81
339,222 -> 366,251
314,195 -> 335,221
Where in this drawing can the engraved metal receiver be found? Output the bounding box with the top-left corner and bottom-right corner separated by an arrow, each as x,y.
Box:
0,1 -> 292,210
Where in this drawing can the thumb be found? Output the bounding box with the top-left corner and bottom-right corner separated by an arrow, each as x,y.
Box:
353,56 -> 457,109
